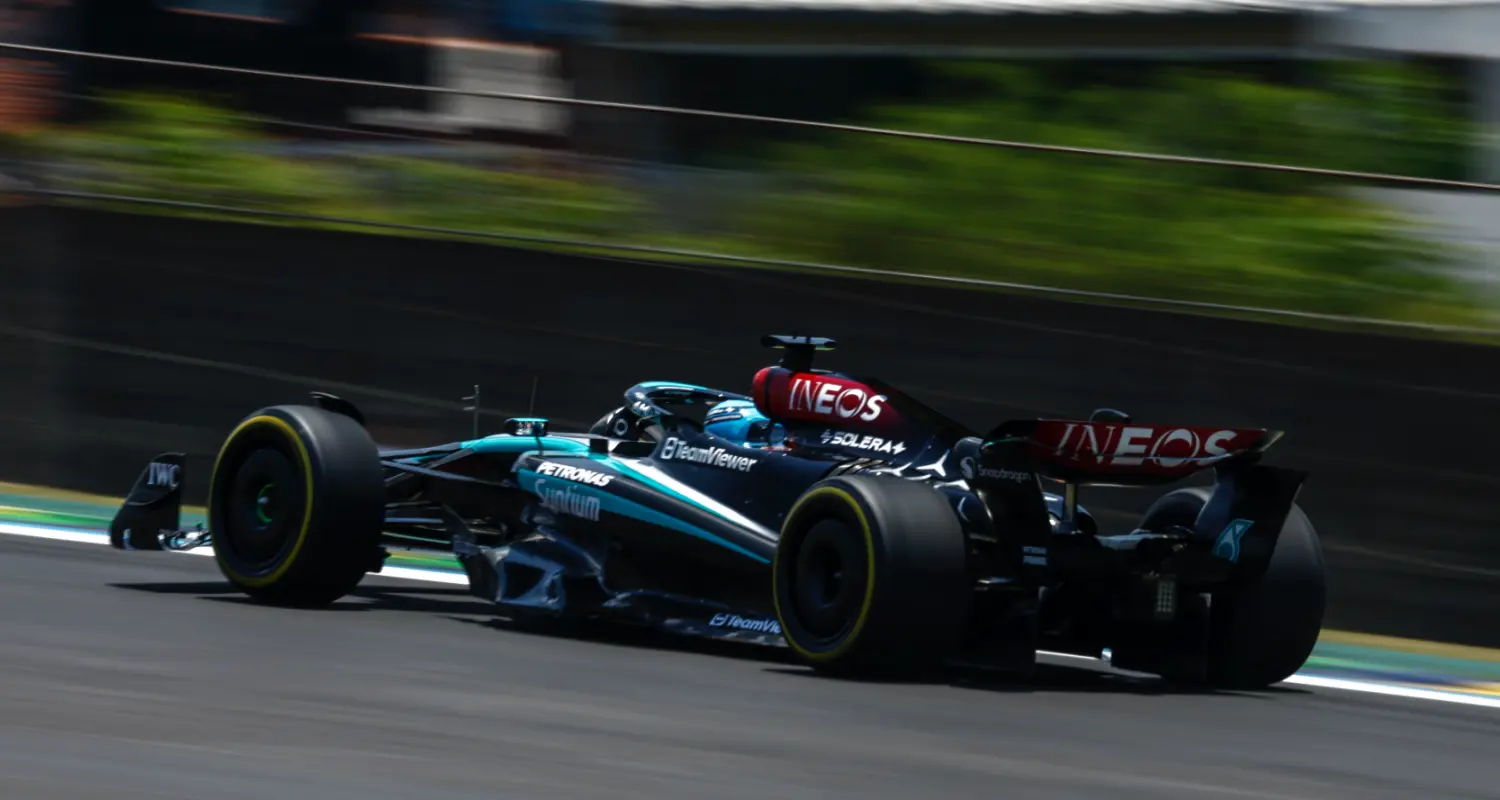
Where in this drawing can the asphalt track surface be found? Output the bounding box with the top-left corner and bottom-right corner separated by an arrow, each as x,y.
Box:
4,534 -> 1500,800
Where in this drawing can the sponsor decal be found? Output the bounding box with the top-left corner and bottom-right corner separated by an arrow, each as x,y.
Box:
705,408 -> 745,425
1043,423 -> 1249,468
146,461 -> 180,490
1213,519 -> 1254,563
1022,545 -> 1048,567
535,460 -> 613,487
787,376 -> 888,423
820,430 -> 907,456
709,613 -> 782,635
660,436 -> 757,472
958,456 -> 1030,483
534,478 -> 601,522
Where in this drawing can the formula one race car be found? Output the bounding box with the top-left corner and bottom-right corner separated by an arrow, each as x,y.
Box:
107,335 -> 1325,689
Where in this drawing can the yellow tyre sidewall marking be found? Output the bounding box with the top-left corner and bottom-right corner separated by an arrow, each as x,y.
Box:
774,486 -> 876,663
209,414 -> 315,588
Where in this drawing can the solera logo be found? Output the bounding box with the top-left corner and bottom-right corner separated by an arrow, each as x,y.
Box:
787,377 -> 887,423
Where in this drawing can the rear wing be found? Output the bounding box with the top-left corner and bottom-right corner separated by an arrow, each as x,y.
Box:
981,417 -> 1281,486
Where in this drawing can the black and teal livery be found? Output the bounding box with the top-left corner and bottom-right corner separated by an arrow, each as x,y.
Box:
106,335 -> 1330,689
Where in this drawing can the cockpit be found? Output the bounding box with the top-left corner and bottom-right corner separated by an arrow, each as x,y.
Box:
701,399 -> 788,450
590,383 -> 790,452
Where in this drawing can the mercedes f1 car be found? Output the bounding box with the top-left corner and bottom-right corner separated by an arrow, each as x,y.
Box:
107,335 -> 1325,688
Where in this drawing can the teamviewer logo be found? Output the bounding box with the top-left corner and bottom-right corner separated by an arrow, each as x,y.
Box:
709,612 -> 781,635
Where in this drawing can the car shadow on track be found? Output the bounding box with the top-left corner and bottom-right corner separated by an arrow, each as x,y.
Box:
109,580 -> 495,616
109,580 -> 1311,701
449,615 -> 1311,702
766,664 -> 1309,700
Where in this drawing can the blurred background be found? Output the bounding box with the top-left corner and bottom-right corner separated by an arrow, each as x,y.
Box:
6,0 -> 1500,325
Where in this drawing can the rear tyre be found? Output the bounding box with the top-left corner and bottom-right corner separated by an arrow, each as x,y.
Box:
772,475 -> 971,677
208,405 -> 384,608
1139,487 -> 1326,690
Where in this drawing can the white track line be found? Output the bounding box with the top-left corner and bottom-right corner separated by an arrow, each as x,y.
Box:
4,521 -> 1498,711
0,522 -> 115,546
1282,674 -> 1500,710
0,522 -> 470,585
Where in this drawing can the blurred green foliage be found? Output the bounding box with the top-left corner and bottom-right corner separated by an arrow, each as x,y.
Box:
38,91 -> 643,240
719,61 -> 1489,324
25,61 -> 1497,327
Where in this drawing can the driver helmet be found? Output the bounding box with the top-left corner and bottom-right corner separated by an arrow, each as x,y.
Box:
703,399 -> 782,448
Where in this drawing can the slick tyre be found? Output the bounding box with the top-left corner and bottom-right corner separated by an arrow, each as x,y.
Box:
1140,487 -> 1326,690
773,475 -> 971,677
208,405 -> 384,608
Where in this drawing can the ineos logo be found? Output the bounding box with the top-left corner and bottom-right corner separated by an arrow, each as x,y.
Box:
787,377 -> 888,423
1149,428 -> 1201,469
1050,423 -> 1243,467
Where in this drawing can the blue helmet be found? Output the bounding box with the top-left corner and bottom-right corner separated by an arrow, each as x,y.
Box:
703,399 -> 781,448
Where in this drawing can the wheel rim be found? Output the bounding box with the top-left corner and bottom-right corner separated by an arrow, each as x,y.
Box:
254,483 -> 275,524
791,519 -> 867,640
220,446 -> 304,570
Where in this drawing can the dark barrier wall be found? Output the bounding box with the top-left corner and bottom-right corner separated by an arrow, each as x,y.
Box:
4,206 -> 1499,647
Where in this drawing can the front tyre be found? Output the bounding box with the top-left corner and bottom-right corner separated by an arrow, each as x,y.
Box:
1140,487 -> 1327,690
208,405 -> 384,608
772,475 -> 971,677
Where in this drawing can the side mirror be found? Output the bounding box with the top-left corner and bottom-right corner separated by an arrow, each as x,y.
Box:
504,417 -> 549,438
